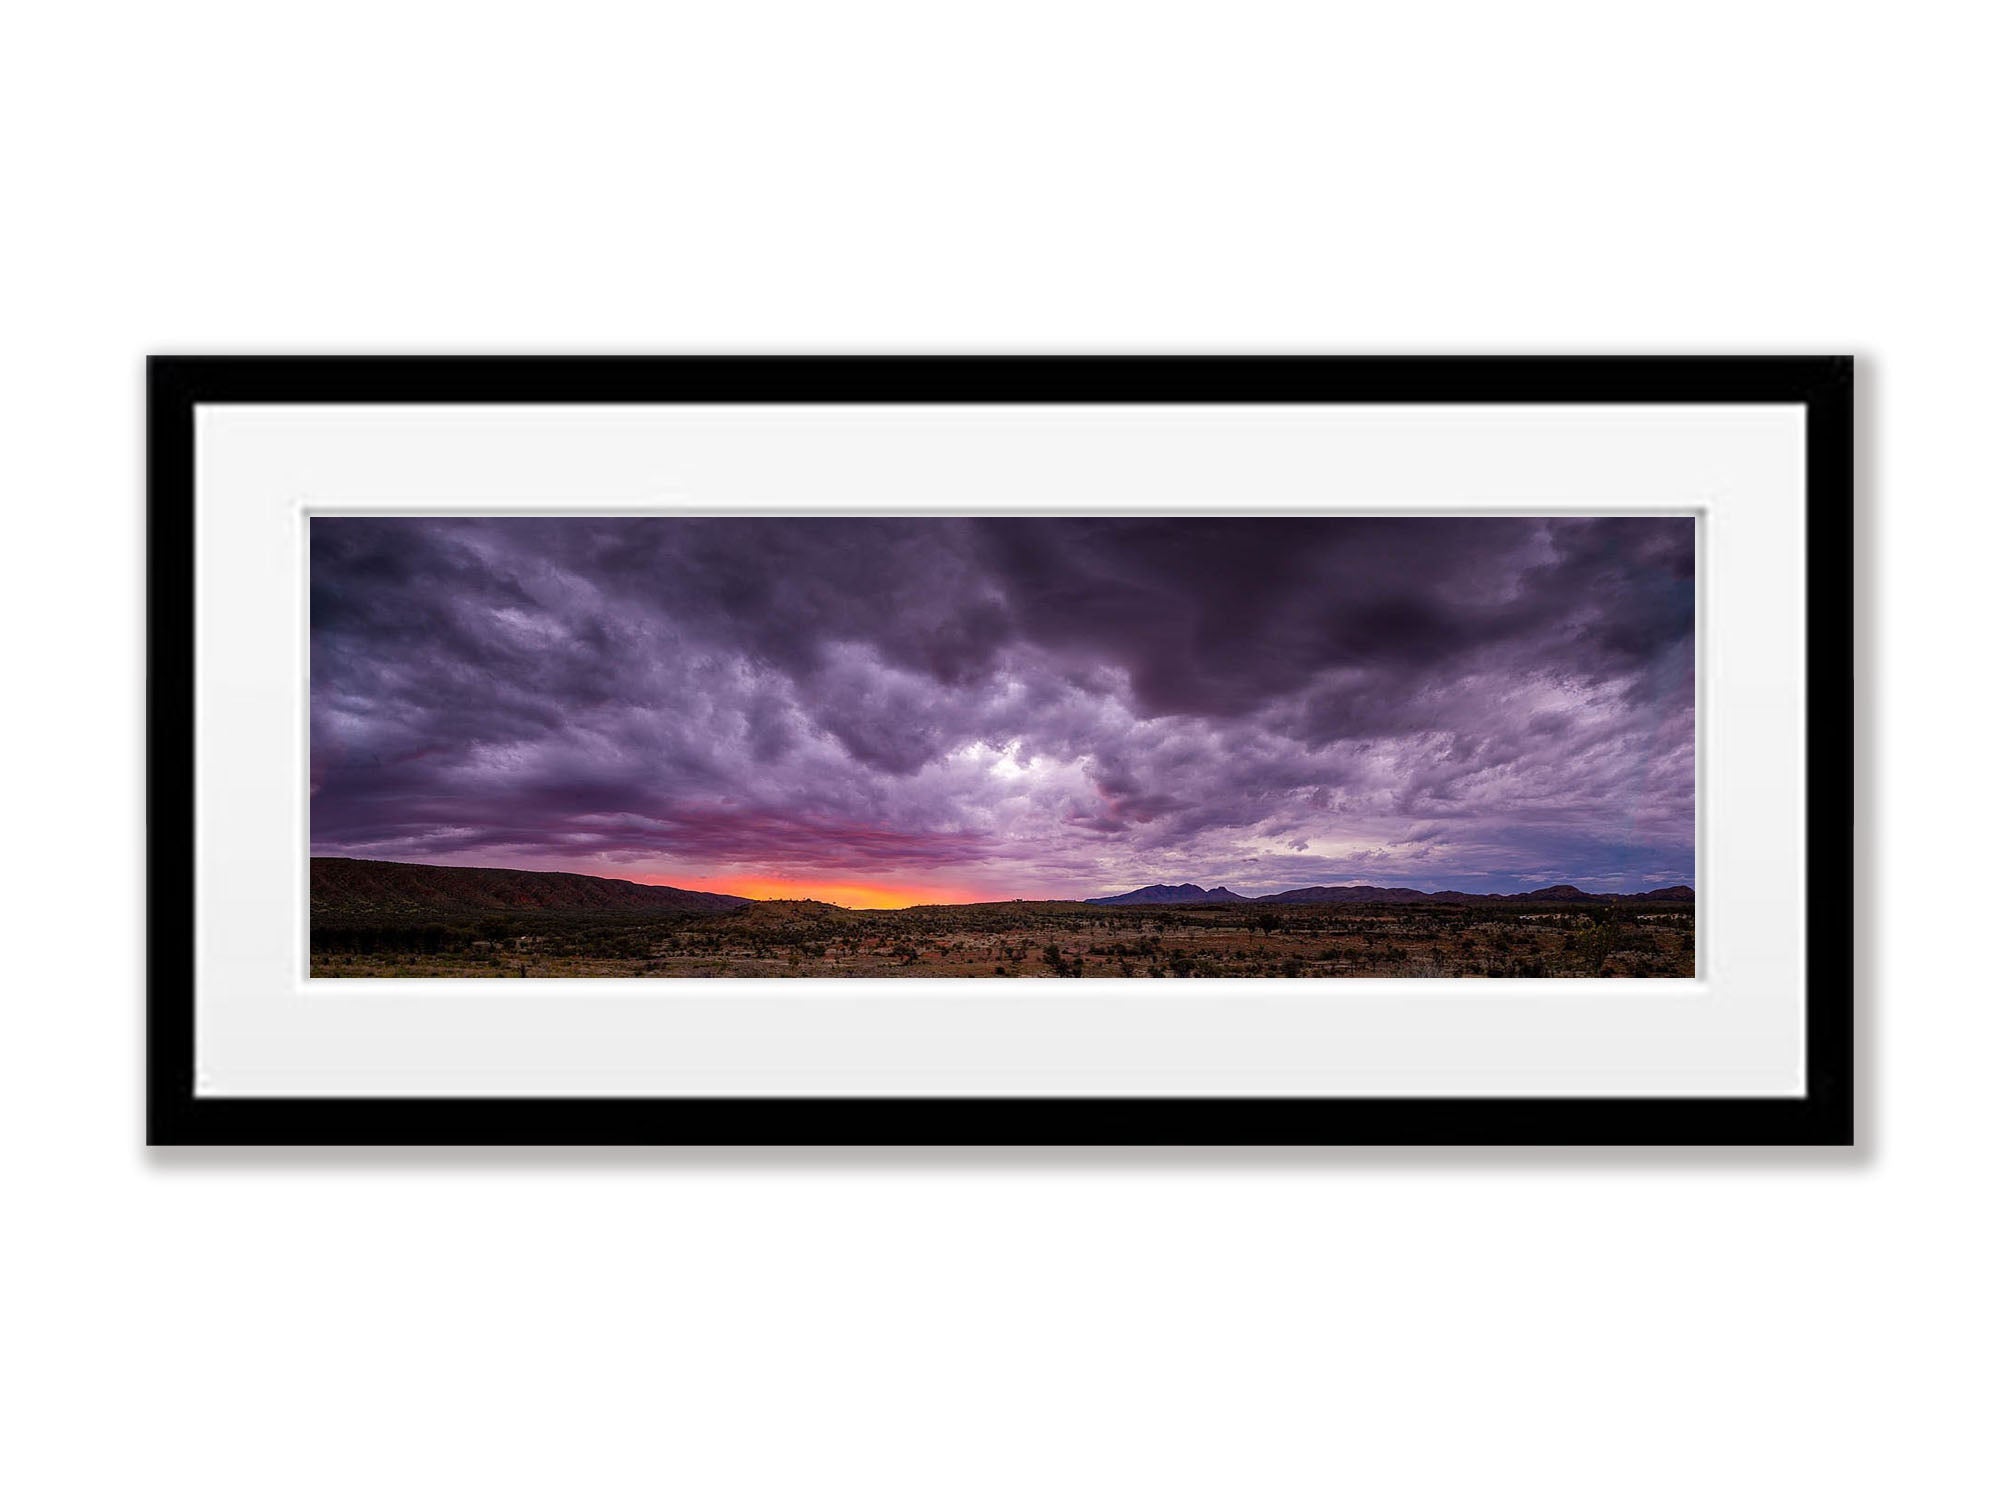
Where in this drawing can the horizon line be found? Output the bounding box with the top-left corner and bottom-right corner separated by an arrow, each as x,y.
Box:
310,855 -> 1694,908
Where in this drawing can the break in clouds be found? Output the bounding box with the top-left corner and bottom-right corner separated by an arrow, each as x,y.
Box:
309,517 -> 1695,902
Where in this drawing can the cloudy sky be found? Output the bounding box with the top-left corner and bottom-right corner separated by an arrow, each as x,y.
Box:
310,516 -> 1695,906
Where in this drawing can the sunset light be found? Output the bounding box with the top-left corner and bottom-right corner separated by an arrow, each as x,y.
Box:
680,875 -> 997,909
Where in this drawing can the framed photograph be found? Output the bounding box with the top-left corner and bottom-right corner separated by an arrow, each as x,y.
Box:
149,356 -> 1853,1145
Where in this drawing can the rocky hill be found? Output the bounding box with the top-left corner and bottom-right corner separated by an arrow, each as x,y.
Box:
310,857 -> 752,917
1089,879 -> 1694,906
1085,883 -> 1251,906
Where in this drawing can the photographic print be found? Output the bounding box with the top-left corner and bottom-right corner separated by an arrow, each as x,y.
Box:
309,515 -> 1697,981
153,356 -> 1850,1144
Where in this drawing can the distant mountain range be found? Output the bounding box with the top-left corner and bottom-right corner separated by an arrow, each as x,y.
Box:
310,857 -> 1692,920
1085,883 -> 1250,906
1089,880 -> 1695,906
311,857 -> 752,917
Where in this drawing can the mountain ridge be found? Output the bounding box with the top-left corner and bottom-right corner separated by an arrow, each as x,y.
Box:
311,857 -> 752,916
1084,882 -> 1250,907
1091,880 -> 1694,906
309,857 -> 1693,917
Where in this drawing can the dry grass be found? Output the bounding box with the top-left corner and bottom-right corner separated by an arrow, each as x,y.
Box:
311,900 -> 1695,979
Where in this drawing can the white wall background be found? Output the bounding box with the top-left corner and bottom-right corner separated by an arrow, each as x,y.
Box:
0,3 -> 1986,1495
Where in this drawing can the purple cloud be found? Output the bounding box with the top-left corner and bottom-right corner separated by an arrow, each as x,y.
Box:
310,517 -> 1695,900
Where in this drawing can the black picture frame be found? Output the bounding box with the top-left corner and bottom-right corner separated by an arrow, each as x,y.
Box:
148,356 -> 1854,1146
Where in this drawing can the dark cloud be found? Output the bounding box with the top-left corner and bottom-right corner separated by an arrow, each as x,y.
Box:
310,516 -> 1695,899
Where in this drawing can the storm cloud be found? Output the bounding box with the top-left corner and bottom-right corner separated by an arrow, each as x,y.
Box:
310,516 -> 1695,902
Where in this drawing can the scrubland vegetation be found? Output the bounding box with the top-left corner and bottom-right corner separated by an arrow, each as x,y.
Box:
311,898 -> 1695,979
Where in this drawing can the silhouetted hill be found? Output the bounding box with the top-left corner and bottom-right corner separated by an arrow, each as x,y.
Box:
1252,883 -> 1693,905
1252,885 -> 1439,905
311,857 -> 752,917
1086,880 -> 1694,906
1087,883 -> 1251,906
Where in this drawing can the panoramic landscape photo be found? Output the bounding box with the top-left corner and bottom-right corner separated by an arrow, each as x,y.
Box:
310,515 -> 1695,979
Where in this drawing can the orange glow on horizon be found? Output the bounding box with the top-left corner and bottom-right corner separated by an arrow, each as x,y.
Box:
645,873 -> 997,910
